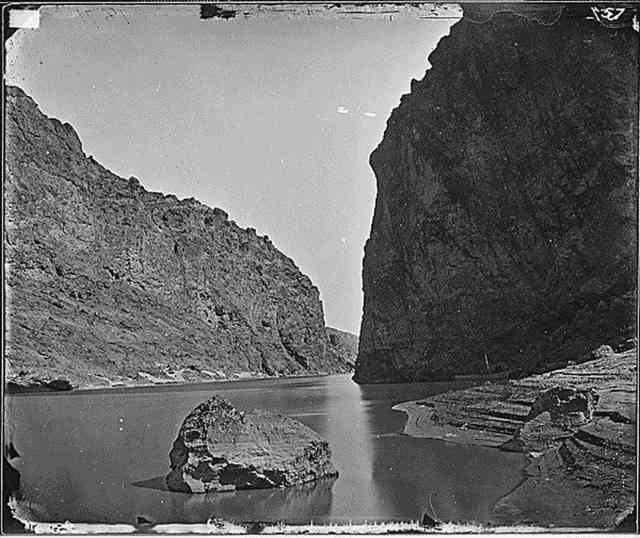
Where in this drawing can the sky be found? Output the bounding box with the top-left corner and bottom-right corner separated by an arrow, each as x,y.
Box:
6,5 -> 458,334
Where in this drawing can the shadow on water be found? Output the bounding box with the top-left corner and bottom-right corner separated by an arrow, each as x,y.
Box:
131,476 -> 336,524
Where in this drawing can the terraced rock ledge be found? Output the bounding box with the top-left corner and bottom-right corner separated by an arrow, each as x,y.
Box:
394,347 -> 637,529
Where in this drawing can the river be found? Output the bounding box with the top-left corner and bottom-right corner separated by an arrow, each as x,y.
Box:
6,374 -> 525,525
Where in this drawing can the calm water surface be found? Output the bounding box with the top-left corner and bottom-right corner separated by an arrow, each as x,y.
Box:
7,375 -> 525,525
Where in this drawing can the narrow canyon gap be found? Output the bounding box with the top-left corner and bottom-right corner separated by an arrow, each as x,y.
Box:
5,4 -> 458,336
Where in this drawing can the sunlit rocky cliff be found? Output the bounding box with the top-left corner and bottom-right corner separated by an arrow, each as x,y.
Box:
5,86 -> 353,389
356,4 -> 638,383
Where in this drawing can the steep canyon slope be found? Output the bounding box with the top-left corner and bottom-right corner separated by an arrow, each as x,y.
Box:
5,86 -> 352,389
356,4 -> 638,382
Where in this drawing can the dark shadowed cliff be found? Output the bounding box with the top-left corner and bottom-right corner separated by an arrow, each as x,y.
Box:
356,4 -> 638,383
5,86 -> 353,389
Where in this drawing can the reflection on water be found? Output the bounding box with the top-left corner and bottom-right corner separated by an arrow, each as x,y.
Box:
357,383 -> 527,524
7,375 -> 525,524
133,476 -> 335,524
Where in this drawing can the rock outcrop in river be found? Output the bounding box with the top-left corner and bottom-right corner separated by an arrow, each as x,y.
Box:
5,86 -> 352,390
166,396 -> 337,493
394,345 -> 637,528
355,4 -> 638,382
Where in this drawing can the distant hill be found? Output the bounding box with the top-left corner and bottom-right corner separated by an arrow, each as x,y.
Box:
326,327 -> 358,368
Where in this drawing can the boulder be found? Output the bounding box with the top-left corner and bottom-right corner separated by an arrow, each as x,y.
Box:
527,386 -> 598,425
500,411 -> 574,453
589,345 -> 614,360
166,397 -> 337,493
45,379 -> 73,391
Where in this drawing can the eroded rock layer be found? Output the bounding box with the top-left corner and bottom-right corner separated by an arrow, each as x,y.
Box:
166,396 -> 337,492
356,4 -> 638,382
394,347 -> 637,528
5,86 -> 351,389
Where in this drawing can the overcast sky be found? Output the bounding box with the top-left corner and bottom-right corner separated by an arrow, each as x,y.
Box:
6,5 -> 457,334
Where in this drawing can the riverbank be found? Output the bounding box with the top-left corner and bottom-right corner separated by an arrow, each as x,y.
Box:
5,370 -> 342,395
393,348 -> 637,529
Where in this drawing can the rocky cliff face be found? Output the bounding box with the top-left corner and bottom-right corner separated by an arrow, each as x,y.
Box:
356,4 -> 638,383
326,327 -> 358,368
5,86 -> 350,389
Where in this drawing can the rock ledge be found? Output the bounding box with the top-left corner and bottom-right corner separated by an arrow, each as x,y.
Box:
394,348 -> 636,528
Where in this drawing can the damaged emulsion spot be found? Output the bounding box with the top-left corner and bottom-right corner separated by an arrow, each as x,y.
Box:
200,4 -> 236,20
4,4 -> 42,42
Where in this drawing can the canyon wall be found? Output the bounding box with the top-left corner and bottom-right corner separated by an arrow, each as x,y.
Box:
356,4 -> 638,382
5,86 -> 351,389
326,327 -> 359,368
